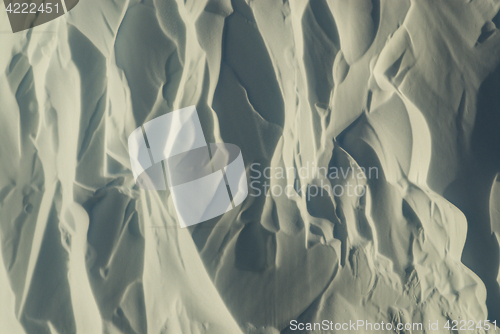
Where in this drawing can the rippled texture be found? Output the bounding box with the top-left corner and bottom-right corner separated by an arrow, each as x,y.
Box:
1,0 -> 500,333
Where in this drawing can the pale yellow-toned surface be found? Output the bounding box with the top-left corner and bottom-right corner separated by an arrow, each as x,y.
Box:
0,0 -> 500,333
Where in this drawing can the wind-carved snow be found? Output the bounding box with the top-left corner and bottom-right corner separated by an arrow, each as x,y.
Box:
0,0 -> 500,333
